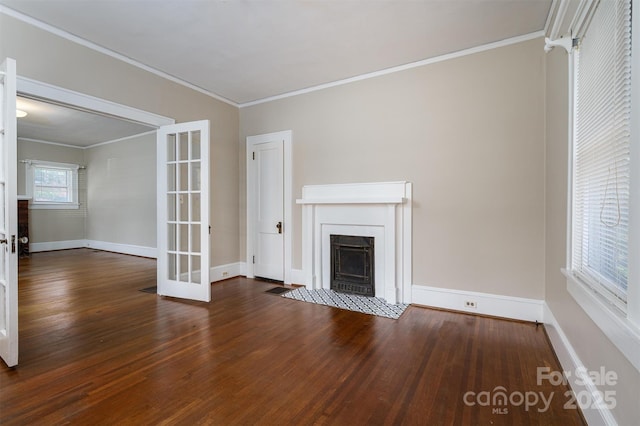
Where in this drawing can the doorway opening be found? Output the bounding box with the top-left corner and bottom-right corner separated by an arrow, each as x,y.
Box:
16,77 -> 174,258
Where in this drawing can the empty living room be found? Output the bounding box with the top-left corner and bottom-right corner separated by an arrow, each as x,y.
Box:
1,0 -> 638,424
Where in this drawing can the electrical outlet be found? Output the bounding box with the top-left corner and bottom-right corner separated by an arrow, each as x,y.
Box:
464,300 -> 477,309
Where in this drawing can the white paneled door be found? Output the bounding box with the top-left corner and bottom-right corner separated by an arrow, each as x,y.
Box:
157,120 -> 210,302
252,140 -> 284,281
0,58 -> 18,367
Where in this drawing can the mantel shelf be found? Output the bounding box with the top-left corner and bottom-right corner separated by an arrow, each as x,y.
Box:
296,197 -> 406,205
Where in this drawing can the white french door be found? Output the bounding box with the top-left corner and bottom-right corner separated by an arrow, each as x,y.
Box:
0,58 -> 18,367
157,120 -> 210,302
252,140 -> 284,281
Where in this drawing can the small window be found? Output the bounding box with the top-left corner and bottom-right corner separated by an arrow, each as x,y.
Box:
25,160 -> 80,209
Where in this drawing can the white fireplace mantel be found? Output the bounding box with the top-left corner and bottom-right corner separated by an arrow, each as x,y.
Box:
296,181 -> 412,304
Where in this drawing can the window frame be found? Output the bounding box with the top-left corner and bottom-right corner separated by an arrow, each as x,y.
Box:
563,0 -> 640,372
25,160 -> 80,210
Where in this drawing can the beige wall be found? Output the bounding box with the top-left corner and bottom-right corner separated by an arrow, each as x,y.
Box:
241,38 -> 546,299
544,46 -> 640,425
4,14 -> 240,266
85,133 -> 156,248
17,139 -> 86,243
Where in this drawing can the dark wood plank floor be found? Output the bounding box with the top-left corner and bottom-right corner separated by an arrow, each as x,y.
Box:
1,249 -> 585,425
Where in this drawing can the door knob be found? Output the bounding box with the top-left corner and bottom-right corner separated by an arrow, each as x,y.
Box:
276,221 -> 283,234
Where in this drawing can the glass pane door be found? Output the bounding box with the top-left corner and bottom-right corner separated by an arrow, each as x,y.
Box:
157,121 -> 209,302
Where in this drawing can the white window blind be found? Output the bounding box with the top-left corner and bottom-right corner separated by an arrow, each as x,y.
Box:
33,166 -> 73,203
572,0 -> 632,311
24,160 -> 80,209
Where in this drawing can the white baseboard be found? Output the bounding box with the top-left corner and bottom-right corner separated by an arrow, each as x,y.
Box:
411,284 -> 544,322
29,239 -> 157,258
84,240 -> 157,258
29,239 -> 86,252
543,303 -> 617,426
30,241 -> 247,283
210,262 -> 244,282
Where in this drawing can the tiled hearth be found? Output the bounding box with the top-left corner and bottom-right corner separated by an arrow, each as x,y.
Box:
296,181 -> 412,304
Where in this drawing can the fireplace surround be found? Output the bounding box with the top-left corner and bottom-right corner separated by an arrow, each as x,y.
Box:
296,181 -> 412,304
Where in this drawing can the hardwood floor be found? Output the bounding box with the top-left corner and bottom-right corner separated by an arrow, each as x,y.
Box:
1,249 -> 585,425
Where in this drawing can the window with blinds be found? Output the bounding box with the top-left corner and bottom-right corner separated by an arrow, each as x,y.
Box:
33,166 -> 73,203
24,160 -> 80,209
572,0 -> 631,312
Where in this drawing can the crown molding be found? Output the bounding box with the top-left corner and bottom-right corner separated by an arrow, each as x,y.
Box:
87,130 -> 156,149
239,31 -> 545,108
0,5 -> 239,108
3,5 -> 546,110
18,137 -> 84,150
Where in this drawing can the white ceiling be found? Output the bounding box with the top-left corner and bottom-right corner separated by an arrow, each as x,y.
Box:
17,96 -> 156,148
2,0 -> 553,106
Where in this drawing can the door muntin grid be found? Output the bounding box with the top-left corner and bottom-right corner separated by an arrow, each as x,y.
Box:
166,130 -> 202,284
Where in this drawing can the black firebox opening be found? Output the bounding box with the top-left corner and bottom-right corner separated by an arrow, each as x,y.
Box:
330,234 -> 375,297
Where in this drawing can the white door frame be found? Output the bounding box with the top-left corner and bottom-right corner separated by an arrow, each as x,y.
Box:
17,76 -> 174,129
246,130 -> 292,284
16,77 -> 174,259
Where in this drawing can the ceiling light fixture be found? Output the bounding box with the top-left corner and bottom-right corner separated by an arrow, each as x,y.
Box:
16,109 -> 28,118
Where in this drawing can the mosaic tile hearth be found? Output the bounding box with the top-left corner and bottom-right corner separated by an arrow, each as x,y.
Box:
282,288 -> 409,319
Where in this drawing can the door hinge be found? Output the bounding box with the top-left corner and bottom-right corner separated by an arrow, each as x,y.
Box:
252,255 -> 255,264
209,226 -> 211,234
252,152 -> 255,160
